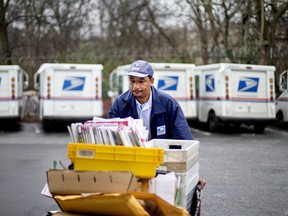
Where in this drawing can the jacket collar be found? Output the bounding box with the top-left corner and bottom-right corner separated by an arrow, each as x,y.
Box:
121,91 -> 138,118
150,86 -> 166,115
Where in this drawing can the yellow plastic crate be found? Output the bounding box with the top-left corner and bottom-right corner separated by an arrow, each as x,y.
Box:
67,143 -> 164,178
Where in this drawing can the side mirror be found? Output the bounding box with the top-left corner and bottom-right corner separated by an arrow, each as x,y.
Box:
23,81 -> 29,90
279,70 -> 287,92
34,74 -> 40,90
107,90 -> 115,98
23,71 -> 29,90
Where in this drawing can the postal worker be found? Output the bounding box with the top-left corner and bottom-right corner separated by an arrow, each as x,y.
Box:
108,60 -> 193,141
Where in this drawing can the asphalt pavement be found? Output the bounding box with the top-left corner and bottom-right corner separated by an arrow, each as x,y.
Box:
0,123 -> 287,216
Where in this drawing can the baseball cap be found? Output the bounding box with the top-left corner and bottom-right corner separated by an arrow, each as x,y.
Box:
126,60 -> 154,77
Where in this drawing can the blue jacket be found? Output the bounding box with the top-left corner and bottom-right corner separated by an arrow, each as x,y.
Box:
109,86 -> 193,140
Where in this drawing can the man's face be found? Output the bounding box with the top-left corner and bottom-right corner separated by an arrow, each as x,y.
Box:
128,76 -> 154,103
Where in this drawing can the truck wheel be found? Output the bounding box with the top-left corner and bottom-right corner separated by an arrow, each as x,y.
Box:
6,121 -> 21,131
254,124 -> 265,134
207,112 -> 218,132
276,111 -> 284,127
42,120 -> 51,132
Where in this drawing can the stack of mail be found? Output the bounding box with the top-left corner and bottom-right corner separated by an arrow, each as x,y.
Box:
67,117 -> 148,147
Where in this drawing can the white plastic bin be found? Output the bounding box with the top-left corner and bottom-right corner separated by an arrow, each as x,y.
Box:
146,139 -> 200,172
175,162 -> 199,187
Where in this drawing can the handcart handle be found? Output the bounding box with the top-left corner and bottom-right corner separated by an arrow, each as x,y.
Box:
198,179 -> 206,190
190,179 -> 206,216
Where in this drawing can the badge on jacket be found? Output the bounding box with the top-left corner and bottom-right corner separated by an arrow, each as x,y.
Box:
157,125 -> 166,136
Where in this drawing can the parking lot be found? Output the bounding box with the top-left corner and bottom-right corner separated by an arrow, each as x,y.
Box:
0,123 -> 287,216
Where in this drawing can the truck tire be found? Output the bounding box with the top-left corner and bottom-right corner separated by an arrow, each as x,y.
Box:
276,111 -> 284,127
207,112 -> 218,132
254,124 -> 265,134
42,120 -> 51,132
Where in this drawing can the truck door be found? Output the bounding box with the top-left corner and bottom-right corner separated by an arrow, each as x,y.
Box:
230,69 -> 269,117
52,69 -> 95,116
153,69 -> 194,117
276,70 -> 288,124
0,70 -> 9,115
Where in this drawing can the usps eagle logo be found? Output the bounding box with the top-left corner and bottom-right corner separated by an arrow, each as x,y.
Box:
157,76 -> 178,91
62,76 -> 85,91
238,77 -> 259,92
157,125 -> 166,136
205,74 -> 215,92
131,62 -> 143,70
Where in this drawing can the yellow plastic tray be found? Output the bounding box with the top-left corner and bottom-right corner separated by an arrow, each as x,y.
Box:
67,143 -> 164,178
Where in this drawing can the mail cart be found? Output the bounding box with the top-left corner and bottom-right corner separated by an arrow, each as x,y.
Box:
45,138 -> 205,216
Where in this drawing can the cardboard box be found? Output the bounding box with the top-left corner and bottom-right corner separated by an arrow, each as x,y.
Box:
45,170 -> 190,216
51,192 -> 190,216
54,193 -> 149,216
47,170 -> 140,195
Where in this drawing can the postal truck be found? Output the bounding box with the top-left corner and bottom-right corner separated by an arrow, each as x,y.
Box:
0,65 -> 29,127
34,63 -> 103,131
108,63 -> 197,120
276,70 -> 288,126
195,63 -> 276,133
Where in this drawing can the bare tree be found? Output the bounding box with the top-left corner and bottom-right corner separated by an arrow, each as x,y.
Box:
203,0 -> 221,63
44,0 -> 91,57
255,0 -> 288,65
97,0 -> 187,61
1,0 -> 287,76
0,0 -> 13,64
181,0 -> 211,64
179,0 -> 288,69
177,0 -> 244,64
